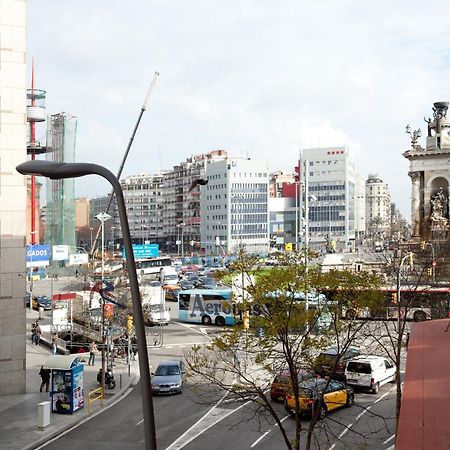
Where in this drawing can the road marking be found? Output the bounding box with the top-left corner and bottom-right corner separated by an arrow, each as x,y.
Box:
329,386 -> 396,450
165,391 -> 250,449
250,415 -> 290,448
174,321 -> 212,338
200,327 -> 208,335
383,434 -> 395,444
136,418 -> 144,426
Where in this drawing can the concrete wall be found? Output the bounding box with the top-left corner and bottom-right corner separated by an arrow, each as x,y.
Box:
0,0 -> 27,394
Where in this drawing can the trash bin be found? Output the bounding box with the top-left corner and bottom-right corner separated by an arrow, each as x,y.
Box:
38,401 -> 51,429
39,306 -> 44,319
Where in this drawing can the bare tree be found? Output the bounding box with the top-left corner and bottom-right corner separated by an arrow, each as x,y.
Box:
186,250 -> 381,450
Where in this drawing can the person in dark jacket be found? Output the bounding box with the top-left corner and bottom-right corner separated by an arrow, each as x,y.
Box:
39,365 -> 51,393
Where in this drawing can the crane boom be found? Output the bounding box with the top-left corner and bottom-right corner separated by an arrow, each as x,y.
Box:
91,71 -> 159,258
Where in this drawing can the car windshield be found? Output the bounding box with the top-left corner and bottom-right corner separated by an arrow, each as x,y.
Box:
155,365 -> 180,376
347,362 -> 371,374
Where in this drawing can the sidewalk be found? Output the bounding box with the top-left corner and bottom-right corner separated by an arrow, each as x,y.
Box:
0,307 -> 140,450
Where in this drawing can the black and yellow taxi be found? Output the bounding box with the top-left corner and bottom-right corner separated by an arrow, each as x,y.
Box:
270,369 -> 314,401
284,378 -> 354,419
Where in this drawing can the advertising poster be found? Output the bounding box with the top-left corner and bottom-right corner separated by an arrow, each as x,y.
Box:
72,365 -> 84,411
52,369 -> 72,413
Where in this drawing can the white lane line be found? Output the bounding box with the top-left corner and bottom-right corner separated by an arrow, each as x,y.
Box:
383,434 -> 395,444
174,321 -> 213,338
136,418 -> 144,426
250,415 -> 290,448
329,387 -> 396,450
165,392 -> 250,450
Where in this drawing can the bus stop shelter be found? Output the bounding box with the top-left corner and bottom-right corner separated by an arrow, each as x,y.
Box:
43,354 -> 84,414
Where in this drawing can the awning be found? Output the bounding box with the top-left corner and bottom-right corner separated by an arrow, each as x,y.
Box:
42,354 -> 82,370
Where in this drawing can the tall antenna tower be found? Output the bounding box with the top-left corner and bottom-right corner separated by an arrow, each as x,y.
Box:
26,60 -> 47,244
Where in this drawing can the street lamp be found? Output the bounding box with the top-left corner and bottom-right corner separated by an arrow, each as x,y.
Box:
90,227 -> 94,252
16,160 -> 157,450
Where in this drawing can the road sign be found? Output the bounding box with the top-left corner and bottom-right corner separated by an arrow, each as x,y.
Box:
95,212 -> 111,222
26,244 -> 50,267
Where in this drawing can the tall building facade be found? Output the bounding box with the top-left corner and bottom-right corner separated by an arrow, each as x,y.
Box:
0,0 -> 27,394
302,147 -> 358,251
119,172 -> 166,247
365,174 -> 391,238
201,157 -> 269,255
162,150 -> 227,255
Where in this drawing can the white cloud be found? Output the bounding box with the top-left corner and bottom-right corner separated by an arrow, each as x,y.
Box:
27,0 -> 450,215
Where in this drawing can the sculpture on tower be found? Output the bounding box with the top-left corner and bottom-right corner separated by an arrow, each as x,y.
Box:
403,101 -> 450,241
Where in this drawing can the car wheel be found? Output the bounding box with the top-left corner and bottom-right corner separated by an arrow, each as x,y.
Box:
201,315 -> 212,325
390,373 -> 397,384
215,316 -> 226,326
371,382 -> 379,394
314,403 -> 327,420
346,393 -> 354,407
413,311 -> 427,322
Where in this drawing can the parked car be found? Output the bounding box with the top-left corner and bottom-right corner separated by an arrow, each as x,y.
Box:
315,346 -> 361,380
285,378 -> 354,419
180,280 -> 195,290
345,355 -> 396,393
151,360 -> 185,394
270,368 -> 314,401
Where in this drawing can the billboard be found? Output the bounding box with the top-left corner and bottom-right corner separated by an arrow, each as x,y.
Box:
122,244 -> 159,260
26,244 -> 50,268
53,245 -> 69,261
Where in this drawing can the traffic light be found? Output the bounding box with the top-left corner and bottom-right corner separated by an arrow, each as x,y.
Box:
427,268 -> 433,276
127,314 -> 134,333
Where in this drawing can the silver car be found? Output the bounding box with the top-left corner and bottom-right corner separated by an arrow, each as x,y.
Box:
151,360 -> 185,394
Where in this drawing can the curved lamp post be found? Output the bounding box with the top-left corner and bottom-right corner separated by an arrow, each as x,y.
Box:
16,160 -> 157,450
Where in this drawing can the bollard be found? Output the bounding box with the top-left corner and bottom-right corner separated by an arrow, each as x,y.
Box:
119,373 -> 122,389
38,306 -> 44,320
37,401 -> 51,430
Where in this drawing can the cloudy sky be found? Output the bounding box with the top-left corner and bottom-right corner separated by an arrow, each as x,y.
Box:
27,1 -> 450,215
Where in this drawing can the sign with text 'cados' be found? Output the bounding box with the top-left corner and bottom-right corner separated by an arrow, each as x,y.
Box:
26,244 -> 50,267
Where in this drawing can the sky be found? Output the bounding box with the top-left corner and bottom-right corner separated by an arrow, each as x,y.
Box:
27,0 -> 450,216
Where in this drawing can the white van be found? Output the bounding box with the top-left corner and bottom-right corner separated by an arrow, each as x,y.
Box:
159,266 -> 178,282
345,356 -> 395,393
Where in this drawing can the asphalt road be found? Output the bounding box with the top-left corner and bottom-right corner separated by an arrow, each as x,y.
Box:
32,277 -> 401,450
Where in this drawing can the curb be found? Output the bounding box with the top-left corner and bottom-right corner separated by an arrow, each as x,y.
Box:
25,372 -> 140,450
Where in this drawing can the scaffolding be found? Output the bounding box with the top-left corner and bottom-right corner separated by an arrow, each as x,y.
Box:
45,113 -> 77,256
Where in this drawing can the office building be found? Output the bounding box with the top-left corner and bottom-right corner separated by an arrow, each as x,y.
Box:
201,157 -> 269,255
365,174 -> 391,238
0,0 -> 27,394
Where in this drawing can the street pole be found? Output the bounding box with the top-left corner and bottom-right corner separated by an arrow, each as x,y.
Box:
96,212 -> 111,400
16,160 -> 158,450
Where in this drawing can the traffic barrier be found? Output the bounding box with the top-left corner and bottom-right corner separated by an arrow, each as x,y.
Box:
88,387 -> 104,414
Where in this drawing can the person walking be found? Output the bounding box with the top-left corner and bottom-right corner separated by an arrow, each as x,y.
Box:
39,365 -> 51,393
34,321 -> 41,345
31,321 -> 37,344
88,341 -> 98,365
51,334 -> 58,355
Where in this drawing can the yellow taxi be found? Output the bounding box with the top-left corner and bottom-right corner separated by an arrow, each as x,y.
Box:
284,378 -> 354,419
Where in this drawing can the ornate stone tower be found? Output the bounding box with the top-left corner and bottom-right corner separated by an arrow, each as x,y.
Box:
403,101 -> 450,241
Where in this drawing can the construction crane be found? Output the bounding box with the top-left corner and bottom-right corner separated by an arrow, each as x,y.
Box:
90,71 -> 159,258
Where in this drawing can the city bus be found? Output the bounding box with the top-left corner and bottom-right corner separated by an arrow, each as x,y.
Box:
331,287 -> 450,322
136,256 -> 173,276
178,289 -> 235,326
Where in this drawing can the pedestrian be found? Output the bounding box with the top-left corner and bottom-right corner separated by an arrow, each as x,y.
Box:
39,365 -> 51,393
88,341 -> 98,365
51,334 -> 57,355
34,321 -> 41,345
75,269 -> 79,277
31,321 -> 37,344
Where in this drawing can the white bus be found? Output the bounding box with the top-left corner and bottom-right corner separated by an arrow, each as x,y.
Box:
136,256 -> 173,276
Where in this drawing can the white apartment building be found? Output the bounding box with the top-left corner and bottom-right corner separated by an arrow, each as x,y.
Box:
302,147 -> 361,251
119,172 -> 166,246
201,157 -> 269,255
0,0 -> 27,394
365,174 -> 391,237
